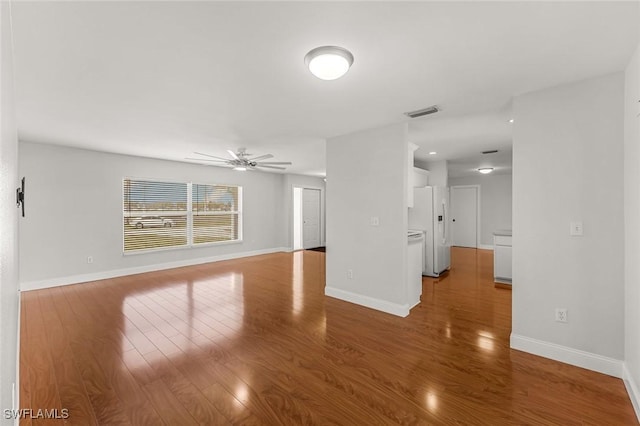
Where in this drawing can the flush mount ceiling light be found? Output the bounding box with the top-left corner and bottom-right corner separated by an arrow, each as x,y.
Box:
429,151 -> 437,155
304,46 -> 354,80
478,168 -> 494,174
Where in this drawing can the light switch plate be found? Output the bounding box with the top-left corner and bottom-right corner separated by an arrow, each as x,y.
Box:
570,221 -> 583,236
370,216 -> 379,226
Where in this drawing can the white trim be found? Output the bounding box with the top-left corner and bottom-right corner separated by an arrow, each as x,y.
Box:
122,178 -> 243,254
478,244 -> 494,250
510,333 -> 623,378
14,291 -> 20,426
20,247 -> 289,291
623,363 -> 640,422
122,238 -> 243,256
325,286 -> 410,317
288,181 -> 326,250
293,185 -> 325,249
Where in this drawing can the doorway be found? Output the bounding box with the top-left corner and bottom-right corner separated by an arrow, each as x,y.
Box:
450,185 -> 480,248
292,187 -> 323,250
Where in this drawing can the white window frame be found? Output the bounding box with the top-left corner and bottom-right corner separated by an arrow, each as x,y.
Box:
122,177 -> 243,255
191,181 -> 243,248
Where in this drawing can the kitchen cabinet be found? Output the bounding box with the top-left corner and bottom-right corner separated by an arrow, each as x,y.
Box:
407,231 -> 424,309
493,230 -> 512,285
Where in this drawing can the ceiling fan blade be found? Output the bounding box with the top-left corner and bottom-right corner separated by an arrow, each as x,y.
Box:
193,152 -> 230,161
256,165 -> 286,170
185,157 -> 228,163
256,161 -> 292,165
227,150 -> 240,160
248,154 -> 273,161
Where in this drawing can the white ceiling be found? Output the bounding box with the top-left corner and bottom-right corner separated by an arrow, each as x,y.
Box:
10,1 -> 639,177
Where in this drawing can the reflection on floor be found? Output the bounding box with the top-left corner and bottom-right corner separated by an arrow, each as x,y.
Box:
19,248 -> 636,424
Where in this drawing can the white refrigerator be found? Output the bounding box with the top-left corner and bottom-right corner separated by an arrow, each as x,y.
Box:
408,186 -> 451,277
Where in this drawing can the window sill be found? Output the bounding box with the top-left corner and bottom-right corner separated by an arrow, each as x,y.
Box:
123,239 -> 243,256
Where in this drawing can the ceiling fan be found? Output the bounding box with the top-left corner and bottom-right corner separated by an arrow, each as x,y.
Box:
186,147 -> 292,171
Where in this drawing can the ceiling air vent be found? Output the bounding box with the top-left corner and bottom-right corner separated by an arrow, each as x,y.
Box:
482,150 -> 498,154
404,105 -> 440,118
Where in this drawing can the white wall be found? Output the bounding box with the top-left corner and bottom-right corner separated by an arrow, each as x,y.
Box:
449,174 -> 512,248
0,1 -> 20,418
19,142 -> 287,288
416,159 -> 448,187
282,174 -> 326,249
511,73 -> 625,374
325,123 -> 409,316
624,42 -> 640,417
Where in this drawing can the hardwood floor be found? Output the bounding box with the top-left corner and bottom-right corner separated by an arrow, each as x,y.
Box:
20,247 -> 637,425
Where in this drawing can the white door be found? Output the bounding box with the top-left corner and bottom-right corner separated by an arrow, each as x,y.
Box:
302,188 -> 321,249
450,186 -> 478,248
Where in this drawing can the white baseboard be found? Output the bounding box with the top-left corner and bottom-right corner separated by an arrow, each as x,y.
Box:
623,363 -> 640,422
14,293 -> 21,426
478,244 -> 494,250
20,247 -> 289,291
325,286 -> 409,317
510,334 -> 623,378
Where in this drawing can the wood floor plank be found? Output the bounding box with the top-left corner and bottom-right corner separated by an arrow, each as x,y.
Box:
19,248 -> 639,425
19,294 -> 32,426
201,383 -> 264,426
38,290 -> 98,426
24,292 -> 63,426
141,379 -> 199,426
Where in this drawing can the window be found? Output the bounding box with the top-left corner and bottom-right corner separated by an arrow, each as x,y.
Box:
123,179 -> 242,253
123,179 -> 188,252
192,183 -> 241,244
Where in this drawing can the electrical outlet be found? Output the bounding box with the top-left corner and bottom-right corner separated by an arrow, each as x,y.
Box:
347,269 -> 353,279
87,256 -> 93,264
370,216 -> 379,226
555,308 -> 568,323
570,221 -> 583,236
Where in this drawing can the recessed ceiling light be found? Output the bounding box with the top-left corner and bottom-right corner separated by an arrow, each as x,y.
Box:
305,46 -> 354,80
478,168 -> 494,174
429,151 -> 437,155
509,119 -> 514,123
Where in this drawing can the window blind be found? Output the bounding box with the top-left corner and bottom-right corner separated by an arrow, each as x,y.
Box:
192,183 -> 241,244
123,179 -> 188,252
123,179 -> 242,253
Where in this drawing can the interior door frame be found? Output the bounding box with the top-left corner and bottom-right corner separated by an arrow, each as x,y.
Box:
292,185 -> 325,250
450,185 -> 481,249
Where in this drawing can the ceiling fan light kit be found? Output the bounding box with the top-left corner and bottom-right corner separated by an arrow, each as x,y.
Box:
305,46 -> 354,80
